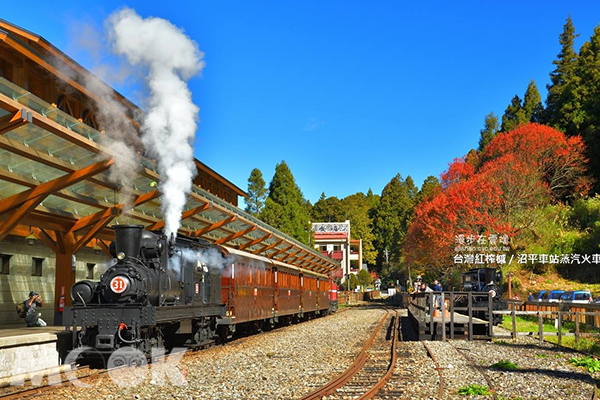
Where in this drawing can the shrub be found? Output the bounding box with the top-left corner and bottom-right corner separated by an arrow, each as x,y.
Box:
569,356 -> 600,373
490,360 -> 519,370
457,384 -> 491,396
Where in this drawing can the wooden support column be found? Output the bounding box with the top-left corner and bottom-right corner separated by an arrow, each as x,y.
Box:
54,231 -> 76,326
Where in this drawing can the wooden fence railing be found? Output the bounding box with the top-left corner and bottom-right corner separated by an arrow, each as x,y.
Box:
495,302 -> 600,345
402,293 -> 600,343
405,291 -> 494,340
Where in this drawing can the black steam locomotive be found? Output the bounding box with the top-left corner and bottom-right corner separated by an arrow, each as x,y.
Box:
459,267 -> 506,325
62,225 -> 224,363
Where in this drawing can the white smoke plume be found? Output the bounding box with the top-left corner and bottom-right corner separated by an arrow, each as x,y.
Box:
170,247 -> 233,279
107,8 -> 204,237
86,78 -> 142,209
55,22 -> 142,210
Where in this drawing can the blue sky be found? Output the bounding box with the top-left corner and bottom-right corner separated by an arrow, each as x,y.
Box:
5,1 -> 600,204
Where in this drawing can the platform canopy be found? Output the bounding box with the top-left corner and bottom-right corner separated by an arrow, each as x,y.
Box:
0,76 -> 338,274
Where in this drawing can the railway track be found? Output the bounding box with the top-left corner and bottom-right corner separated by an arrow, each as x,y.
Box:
0,308 -> 349,400
448,342 -> 497,400
299,308 -> 399,400
0,365 -> 106,400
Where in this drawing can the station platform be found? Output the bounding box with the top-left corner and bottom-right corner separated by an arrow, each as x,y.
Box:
0,324 -> 64,380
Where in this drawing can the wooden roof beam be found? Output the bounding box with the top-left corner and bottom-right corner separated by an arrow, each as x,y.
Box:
73,216 -> 114,253
238,233 -> 272,251
193,215 -> 236,237
0,158 -> 114,215
146,202 -> 210,231
97,239 -> 112,258
0,108 -> 31,135
216,225 -> 257,245
32,227 -> 58,253
268,244 -> 294,259
253,239 -> 284,255
280,249 -> 302,262
0,195 -> 47,241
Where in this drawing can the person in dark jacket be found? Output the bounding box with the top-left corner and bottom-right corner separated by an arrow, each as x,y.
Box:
24,291 -> 46,327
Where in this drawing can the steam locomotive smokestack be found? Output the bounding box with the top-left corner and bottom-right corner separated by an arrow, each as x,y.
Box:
114,225 -> 144,260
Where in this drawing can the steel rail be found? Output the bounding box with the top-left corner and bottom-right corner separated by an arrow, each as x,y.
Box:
298,309 -> 392,400
450,343 -> 498,400
355,310 -> 400,399
421,341 -> 445,400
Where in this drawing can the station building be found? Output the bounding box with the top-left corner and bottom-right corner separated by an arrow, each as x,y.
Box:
0,19 -> 337,326
312,221 -> 363,281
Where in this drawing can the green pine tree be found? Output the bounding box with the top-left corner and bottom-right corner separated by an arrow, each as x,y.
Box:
357,269 -> 372,290
417,175 -> 441,203
373,174 -> 418,271
522,79 -> 544,122
501,95 -> 527,132
245,168 -> 267,216
546,15 -> 580,129
339,192 -> 378,265
312,192 -> 343,222
261,161 -> 312,245
478,112 -> 499,151
575,25 -> 600,192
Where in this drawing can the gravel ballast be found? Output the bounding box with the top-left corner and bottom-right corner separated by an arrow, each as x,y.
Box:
43,307 -> 385,400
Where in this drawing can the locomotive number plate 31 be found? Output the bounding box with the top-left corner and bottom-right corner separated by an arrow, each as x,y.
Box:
110,276 -> 130,294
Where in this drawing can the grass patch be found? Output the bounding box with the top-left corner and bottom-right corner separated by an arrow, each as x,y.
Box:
569,356 -> 600,373
500,315 -> 600,356
490,360 -> 519,370
457,384 -> 491,396
534,353 -> 549,358
500,315 -> 557,333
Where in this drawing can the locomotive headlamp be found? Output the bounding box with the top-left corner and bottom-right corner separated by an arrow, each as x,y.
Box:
117,252 -> 126,260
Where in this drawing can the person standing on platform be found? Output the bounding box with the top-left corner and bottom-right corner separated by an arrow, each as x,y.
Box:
432,280 -> 443,307
24,291 -> 46,327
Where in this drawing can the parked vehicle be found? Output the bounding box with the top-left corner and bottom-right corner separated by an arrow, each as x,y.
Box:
559,290 -> 593,304
548,290 -> 565,303
536,290 -> 549,301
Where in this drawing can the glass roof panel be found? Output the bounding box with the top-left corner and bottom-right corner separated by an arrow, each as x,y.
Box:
0,180 -> 29,198
133,203 -> 162,219
0,150 -> 67,183
0,78 -> 102,143
68,180 -> 116,206
113,215 -> 148,226
4,124 -> 97,169
42,195 -> 102,217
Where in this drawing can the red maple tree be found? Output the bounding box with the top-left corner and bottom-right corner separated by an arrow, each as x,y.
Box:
405,123 -> 590,274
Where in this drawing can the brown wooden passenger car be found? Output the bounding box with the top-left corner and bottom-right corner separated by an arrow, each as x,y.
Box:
219,247 -> 331,335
